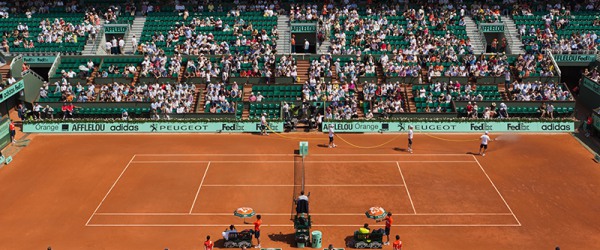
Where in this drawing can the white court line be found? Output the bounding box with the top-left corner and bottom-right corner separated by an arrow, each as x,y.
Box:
135,153 -> 471,156
136,154 -> 297,156
85,155 -> 137,226
397,162 -> 416,214
189,161 -> 211,214
130,161 -> 476,164
94,212 -> 514,216
86,223 -> 521,227
472,155 -> 522,226
201,184 -> 405,187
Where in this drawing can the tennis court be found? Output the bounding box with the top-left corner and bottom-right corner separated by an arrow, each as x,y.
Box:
0,133 -> 598,249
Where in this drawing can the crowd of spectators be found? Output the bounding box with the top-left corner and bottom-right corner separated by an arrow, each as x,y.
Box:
138,1 -> 280,58
508,80 -> 572,101
464,101 -> 510,119
307,55 -> 331,81
324,98 -> 359,120
204,81 -> 240,114
322,4 -> 471,56
289,3 -> 319,22
513,53 -> 556,78
182,52 -> 275,83
41,80 -> 96,102
583,66 -> 600,83
138,53 -> 179,78
470,3 -> 502,23
0,75 -> 17,91
275,54 -> 298,80
364,81 -> 406,114
515,4 -> 600,54
333,57 -> 375,83
380,53 -> 421,78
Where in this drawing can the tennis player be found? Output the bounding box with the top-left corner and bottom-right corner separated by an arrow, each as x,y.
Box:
260,113 -> 268,136
328,124 -> 337,148
407,125 -> 414,153
478,131 -> 493,156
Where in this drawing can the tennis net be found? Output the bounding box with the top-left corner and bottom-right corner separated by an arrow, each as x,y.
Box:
291,155 -> 305,219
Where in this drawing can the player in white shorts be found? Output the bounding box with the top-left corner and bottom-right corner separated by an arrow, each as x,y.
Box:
478,131 -> 493,156
328,124 -> 337,148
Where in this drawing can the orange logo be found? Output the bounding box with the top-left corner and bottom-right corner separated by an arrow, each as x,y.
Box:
369,207 -> 385,216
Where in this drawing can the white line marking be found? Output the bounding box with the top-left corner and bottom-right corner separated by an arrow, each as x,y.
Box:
85,155 -> 137,226
131,161 -> 476,163
189,161 -> 211,214
134,153 -> 470,156
397,162 -> 417,214
311,154 -> 472,156
472,155 -> 521,226
136,154 -> 297,156
94,212 -> 514,216
202,184 -> 405,187
86,223 -> 521,227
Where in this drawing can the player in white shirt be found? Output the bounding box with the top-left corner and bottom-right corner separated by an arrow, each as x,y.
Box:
478,131 -> 493,156
328,124 -> 337,148
260,113 -> 268,136
407,125 -> 414,153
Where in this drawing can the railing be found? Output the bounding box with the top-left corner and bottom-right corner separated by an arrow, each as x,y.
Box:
479,29 -> 487,53
90,25 -> 105,55
48,52 -> 61,79
550,49 -> 599,55
545,49 -> 562,77
122,23 -> 133,54
10,54 -> 22,71
25,68 -> 45,82
503,22 -> 519,54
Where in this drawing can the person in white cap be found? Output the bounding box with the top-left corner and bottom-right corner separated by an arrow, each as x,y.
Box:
407,125 -> 414,153
478,131 -> 493,156
328,124 -> 337,148
260,112 -> 268,136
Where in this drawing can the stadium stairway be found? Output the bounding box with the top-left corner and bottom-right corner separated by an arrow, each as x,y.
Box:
503,17 -> 526,54
194,84 -> 205,113
276,15 -> 291,54
317,41 -> 330,54
124,17 -> 146,55
464,17 -> 486,54
82,22 -> 105,55
405,84 -> 416,112
375,64 -> 385,84
296,60 -> 310,83
241,84 -> 253,119
0,60 -> 10,80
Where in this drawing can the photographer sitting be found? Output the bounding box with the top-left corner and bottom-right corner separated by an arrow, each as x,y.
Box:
222,225 -> 237,240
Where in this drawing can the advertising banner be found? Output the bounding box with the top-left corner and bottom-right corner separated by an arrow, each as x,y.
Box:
480,24 -> 504,33
291,23 -> 317,33
553,54 -> 596,63
23,56 -> 56,64
104,24 -> 129,34
593,112 -> 600,131
322,121 -> 575,133
0,80 -> 24,103
23,121 -> 284,133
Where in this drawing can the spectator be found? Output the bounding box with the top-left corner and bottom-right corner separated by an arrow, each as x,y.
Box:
43,105 -> 54,119
32,103 -> 42,120
539,102 -> 547,117
498,103 -> 509,118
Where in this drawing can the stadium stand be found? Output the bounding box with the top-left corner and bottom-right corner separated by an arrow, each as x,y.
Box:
1,2 -> 580,123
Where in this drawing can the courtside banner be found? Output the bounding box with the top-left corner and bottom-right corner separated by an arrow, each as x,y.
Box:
23,121 -> 284,133
322,121 -> 575,133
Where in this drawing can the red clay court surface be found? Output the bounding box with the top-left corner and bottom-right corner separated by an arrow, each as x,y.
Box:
0,133 -> 599,249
